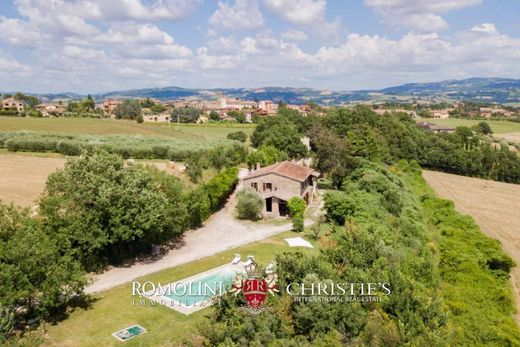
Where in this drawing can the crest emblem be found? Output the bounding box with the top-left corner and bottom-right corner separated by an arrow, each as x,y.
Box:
230,261 -> 278,314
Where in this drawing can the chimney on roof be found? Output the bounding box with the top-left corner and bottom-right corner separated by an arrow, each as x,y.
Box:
256,163 -> 260,170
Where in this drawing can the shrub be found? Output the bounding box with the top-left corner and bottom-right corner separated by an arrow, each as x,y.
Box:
288,196 -> 306,232
185,156 -> 203,183
227,131 -> 247,142
235,188 -> 263,220
56,141 -> 85,155
292,214 -> 304,232
0,304 -> 14,343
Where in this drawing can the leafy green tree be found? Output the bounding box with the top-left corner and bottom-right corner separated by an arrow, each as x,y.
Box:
150,104 -> 166,114
39,151 -> 188,269
288,197 -> 305,232
114,99 -> 142,120
235,188 -> 263,220
0,202 -> 85,332
251,117 -> 307,158
13,92 -> 40,109
209,110 -> 220,121
309,125 -> 359,188
477,121 -> 493,135
227,110 -> 246,123
246,145 -> 288,169
141,98 -> 155,108
171,107 -> 201,123
227,131 -> 247,143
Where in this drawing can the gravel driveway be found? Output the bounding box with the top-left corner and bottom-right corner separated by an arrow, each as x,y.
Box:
85,169 -> 321,293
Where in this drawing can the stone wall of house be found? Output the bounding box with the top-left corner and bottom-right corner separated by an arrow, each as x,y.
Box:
243,173 -> 302,198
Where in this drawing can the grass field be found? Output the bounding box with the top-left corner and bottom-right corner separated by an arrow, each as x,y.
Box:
0,117 -> 255,140
42,230 -> 323,347
422,170 -> 520,322
420,118 -> 520,134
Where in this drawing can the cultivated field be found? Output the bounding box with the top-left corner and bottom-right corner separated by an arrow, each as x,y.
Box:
0,117 -> 255,140
0,152 -> 65,207
423,170 -> 520,320
0,152 -> 190,207
425,118 -> 520,134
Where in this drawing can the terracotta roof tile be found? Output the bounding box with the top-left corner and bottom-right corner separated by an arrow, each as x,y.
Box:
244,161 -> 318,182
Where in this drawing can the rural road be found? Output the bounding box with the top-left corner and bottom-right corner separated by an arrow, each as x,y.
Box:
86,169 -> 321,294
423,170 -> 520,323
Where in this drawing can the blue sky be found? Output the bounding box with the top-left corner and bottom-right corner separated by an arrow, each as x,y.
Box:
0,0 -> 519,93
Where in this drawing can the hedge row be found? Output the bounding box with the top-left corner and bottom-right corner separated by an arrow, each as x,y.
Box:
187,167 -> 239,227
0,131 -> 244,160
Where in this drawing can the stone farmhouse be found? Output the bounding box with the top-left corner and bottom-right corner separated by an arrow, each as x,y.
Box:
242,161 -> 320,218
143,113 -> 170,122
417,121 -> 455,134
2,97 -> 24,113
36,102 -> 66,116
103,99 -> 122,114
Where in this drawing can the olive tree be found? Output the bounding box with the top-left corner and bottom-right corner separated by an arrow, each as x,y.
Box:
235,188 -> 264,220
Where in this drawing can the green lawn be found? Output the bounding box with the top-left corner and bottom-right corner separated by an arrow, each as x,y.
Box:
0,117 -> 255,140
420,118 -> 520,134
42,230 -> 323,347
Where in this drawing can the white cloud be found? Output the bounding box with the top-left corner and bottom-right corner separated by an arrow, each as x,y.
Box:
0,17 -> 43,47
0,57 -> 32,89
95,23 -> 174,45
365,0 -> 482,31
263,0 -> 325,25
209,0 -> 264,31
262,0 -> 341,41
470,23 -> 497,34
63,45 -> 106,60
15,0 -> 202,22
0,0 -> 519,94
207,36 -> 239,53
240,37 -> 259,54
281,28 -> 308,41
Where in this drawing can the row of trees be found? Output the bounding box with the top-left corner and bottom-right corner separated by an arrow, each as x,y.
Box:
248,105 -> 520,185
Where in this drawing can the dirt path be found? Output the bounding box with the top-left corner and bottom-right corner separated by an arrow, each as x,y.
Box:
422,170 -> 520,322
86,169 -> 322,293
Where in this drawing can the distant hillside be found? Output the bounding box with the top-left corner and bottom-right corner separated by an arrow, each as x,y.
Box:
379,77 -> 520,104
4,77 -> 520,105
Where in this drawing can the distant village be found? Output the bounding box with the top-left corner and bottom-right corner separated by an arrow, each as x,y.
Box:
1,93 -> 518,126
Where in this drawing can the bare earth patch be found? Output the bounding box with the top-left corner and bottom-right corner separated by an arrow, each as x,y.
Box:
496,132 -> 520,144
423,170 -> 520,322
0,153 -> 65,207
